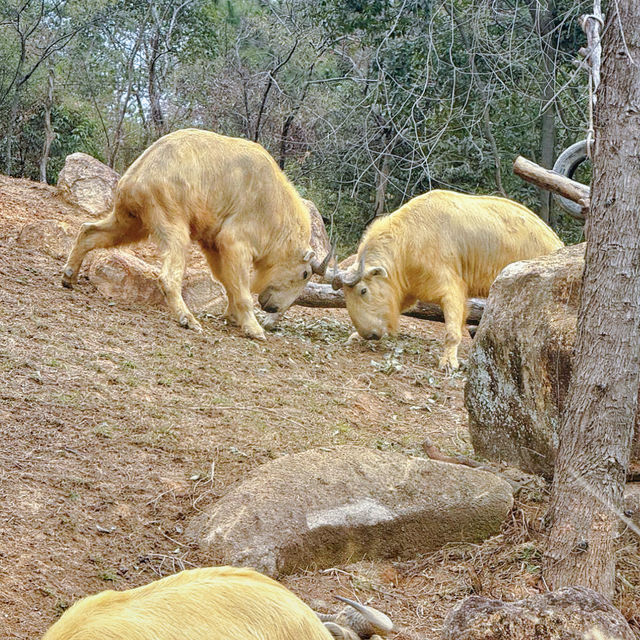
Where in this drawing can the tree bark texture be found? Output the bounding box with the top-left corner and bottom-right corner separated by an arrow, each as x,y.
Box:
544,0 -> 640,598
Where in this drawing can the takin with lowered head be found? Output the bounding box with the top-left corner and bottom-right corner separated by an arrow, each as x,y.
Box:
329,189 -> 564,371
61,129 -> 331,340
41,566 -> 394,640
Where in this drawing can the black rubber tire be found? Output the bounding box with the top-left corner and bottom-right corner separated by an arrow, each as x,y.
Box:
552,139 -> 588,220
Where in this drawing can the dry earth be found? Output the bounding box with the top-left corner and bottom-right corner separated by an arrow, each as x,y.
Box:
0,174 -> 638,639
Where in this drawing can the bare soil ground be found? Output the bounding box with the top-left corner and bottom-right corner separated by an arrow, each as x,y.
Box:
0,175 -> 638,639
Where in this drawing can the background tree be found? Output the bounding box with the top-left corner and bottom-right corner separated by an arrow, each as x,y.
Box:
544,0 -> 640,598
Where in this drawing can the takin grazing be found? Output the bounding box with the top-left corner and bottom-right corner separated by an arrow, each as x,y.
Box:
61,129 -> 331,340
329,189 -> 564,371
41,566 -> 394,640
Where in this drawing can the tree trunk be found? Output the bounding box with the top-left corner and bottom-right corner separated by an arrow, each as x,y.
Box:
373,128 -> 391,218
536,0 -> 557,224
39,66 -> 55,183
544,0 -> 640,598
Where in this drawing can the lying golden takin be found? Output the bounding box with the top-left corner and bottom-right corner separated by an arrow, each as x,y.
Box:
41,566 -> 393,640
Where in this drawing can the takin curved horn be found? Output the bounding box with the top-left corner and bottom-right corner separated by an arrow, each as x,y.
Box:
311,246 -> 334,276
322,621 -> 360,640
334,596 -> 394,636
330,251 -> 366,290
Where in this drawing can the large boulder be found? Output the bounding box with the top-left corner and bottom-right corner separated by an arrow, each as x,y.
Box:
194,445 -> 513,577
57,152 -> 120,217
465,244 -> 640,478
442,586 -> 634,640
87,251 -> 224,312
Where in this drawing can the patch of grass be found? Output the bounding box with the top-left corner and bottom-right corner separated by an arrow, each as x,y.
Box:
98,570 -> 118,582
92,422 -> 113,438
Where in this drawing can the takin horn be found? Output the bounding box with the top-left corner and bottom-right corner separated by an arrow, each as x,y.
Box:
329,251 -> 366,290
316,595 -> 394,638
334,595 -> 394,636
311,247 -> 334,276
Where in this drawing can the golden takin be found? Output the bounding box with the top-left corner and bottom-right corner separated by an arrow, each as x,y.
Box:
62,129 -> 330,339
329,189 -> 563,371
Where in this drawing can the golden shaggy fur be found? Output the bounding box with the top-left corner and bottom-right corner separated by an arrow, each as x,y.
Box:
42,566 -> 334,640
342,190 -> 564,370
62,129 -> 316,339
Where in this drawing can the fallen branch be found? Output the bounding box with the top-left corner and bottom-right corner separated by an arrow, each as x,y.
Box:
421,437 -> 482,468
295,282 -> 485,326
513,156 -> 590,214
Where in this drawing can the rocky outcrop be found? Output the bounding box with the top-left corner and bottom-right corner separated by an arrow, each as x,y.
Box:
442,586 -> 634,640
302,198 -> 331,258
194,445 -> 513,577
87,250 -> 224,312
57,152 -> 119,217
465,243 -> 640,477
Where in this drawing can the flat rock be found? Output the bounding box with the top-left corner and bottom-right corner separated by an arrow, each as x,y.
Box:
195,445 -> 513,577
442,586 -> 634,640
57,152 -> 120,217
17,220 -> 75,260
87,250 -> 224,312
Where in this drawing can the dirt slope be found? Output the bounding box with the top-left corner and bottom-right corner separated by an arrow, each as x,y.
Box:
0,174 -> 637,639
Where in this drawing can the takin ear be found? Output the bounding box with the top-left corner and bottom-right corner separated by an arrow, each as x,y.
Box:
365,265 -> 388,279
303,249 -> 316,262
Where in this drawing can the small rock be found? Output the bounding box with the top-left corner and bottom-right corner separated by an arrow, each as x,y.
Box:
17,220 -> 75,260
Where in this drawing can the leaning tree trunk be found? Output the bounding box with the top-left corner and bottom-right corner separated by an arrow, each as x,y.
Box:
39,66 -> 55,183
544,0 -> 640,598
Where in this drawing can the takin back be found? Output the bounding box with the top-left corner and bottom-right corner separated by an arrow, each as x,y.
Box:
61,129 -> 330,340
329,189 -> 564,371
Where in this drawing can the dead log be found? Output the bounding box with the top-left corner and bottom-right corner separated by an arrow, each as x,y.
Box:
295,282 -> 485,325
513,156 -> 590,215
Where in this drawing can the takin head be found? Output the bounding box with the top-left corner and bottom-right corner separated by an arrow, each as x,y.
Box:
329,252 -> 399,340
257,248 -> 332,314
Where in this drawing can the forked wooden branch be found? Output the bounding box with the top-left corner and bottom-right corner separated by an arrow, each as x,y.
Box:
513,156 -> 591,214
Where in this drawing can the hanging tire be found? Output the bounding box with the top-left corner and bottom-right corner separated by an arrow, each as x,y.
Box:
552,140 -> 588,220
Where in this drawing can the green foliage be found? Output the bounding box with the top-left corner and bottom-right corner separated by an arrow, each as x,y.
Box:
0,0 -> 592,247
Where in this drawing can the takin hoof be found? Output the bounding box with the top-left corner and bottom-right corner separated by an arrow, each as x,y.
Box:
61,266 -> 77,289
179,313 -> 203,332
438,355 -> 459,375
244,324 -> 267,341
260,312 -> 282,331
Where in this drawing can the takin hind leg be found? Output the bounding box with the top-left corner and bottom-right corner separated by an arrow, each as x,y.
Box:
61,208 -> 146,287
202,241 -> 265,340
437,287 -> 468,373
155,223 -> 202,332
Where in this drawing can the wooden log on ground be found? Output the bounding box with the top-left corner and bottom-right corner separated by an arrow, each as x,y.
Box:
295,282 -> 485,325
513,156 -> 590,214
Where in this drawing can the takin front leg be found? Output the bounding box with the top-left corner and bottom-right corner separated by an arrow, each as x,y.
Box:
156,225 -> 202,332
203,243 -> 265,340
62,209 -> 146,287
438,288 -> 468,373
